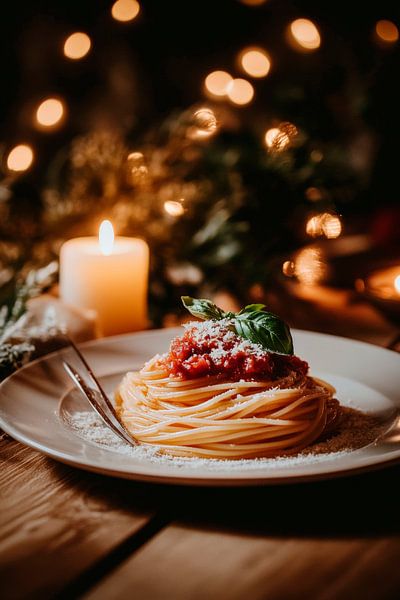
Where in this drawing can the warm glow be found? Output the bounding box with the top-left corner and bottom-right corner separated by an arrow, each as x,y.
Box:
264,127 -> 290,150
282,260 -> 295,277
99,220 -> 115,255
36,98 -> 64,128
239,47 -> 271,78
306,213 -> 342,239
63,32 -> 91,60
375,20 -> 399,43
395,275 -> 400,294
322,214 -> 342,239
288,18 -> 321,51
295,247 -> 325,285
164,201 -> 185,217
204,71 -> 232,97
240,0 -> 267,5
111,0 -> 140,22
189,108 -> 218,139
6,145 -> 34,172
305,186 -> 323,201
306,215 -> 322,237
226,78 -> 254,105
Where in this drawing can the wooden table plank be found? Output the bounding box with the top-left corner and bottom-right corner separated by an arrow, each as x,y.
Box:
84,466 -> 400,600
0,435 -> 158,599
84,528 -> 400,600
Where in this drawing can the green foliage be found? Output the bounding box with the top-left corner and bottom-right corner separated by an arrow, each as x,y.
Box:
181,296 -> 293,355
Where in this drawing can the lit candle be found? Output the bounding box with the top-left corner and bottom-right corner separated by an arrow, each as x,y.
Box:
60,220 -> 149,336
364,266 -> 400,300
360,266 -> 400,324
395,275 -> 400,295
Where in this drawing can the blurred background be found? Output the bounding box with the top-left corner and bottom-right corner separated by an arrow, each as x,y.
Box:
1,0 -> 399,342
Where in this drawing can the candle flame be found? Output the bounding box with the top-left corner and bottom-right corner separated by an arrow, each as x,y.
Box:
395,275 -> 400,294
99,220 -> 114,256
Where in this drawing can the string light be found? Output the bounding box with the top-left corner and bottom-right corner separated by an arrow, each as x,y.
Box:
111,0 -> 140,22
287,18 -> 321,51
164,200 -> 185,216
35,98 -> 64,128
239,47 -> 271,78
375,20 -> 399,44
204,71 -> 232,98
226,78 -> 254,105
63,32 -> 91,59
6,145 -> 34,172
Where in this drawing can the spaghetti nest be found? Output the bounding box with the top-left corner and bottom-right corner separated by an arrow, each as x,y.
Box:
116,358 -> 339,459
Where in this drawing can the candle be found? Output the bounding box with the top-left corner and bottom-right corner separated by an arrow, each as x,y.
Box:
364,266 -> 400,300
359,265 -> 400,324
395,275 -> 400,295
60,220 -> 149,336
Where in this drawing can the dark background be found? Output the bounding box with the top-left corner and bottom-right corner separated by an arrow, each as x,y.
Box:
1,0 -> 400,196
1,0 -> 400,321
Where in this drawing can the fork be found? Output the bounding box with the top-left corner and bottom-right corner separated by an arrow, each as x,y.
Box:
62,337 -> 136,447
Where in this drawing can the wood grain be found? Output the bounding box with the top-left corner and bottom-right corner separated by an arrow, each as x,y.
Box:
84,526 -> 400,600
0,434 -> 154,599
83,465 -> 400,600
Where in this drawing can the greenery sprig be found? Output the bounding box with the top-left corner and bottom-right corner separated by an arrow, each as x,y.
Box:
181,296 -> 293,355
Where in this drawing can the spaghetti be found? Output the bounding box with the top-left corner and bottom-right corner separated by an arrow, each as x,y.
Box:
116,319 -> 339,459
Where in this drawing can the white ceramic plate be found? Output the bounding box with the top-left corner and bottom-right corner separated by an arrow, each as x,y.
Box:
0,328 -> 399,486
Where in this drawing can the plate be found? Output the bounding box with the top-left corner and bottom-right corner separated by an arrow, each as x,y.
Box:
0,328 -> 399,486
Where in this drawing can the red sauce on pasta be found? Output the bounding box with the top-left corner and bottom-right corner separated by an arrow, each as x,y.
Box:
164,321 -> 308,381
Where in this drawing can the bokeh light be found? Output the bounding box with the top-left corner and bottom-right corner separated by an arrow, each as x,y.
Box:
288,18 -> 321,51
375,20 -> 399,44
305,187 -> 323,202
189,108 -> 218,139
282,260 -> 295,277
111,0 -> 140,22
6,145 -> 34,172
239,47 -> 271,78
35,98 -> 64,128
322,213 -> 342,239
264,127 -> 289,150
310,149 -> 323,162
306,215 -> 322,237
164,200 -> 185,216
294,247 -> 326,285
264,122 -> 298,152
204,71 -> 232,98
395,275 -> 400,294
63,32 -> 91,59
226,78 -> 254,105
306,213 -> 342,239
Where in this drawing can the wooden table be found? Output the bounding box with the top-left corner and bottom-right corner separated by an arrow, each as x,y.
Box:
1,302 -> 400,600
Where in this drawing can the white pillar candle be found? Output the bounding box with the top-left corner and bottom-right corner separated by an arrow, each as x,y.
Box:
60,220 -> 149,336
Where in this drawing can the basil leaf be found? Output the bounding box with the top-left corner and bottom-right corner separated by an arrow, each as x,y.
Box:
181,297 -> 294,355
233,310 -> 293,355
237,303 -> 267,315
181,296 -> 225,321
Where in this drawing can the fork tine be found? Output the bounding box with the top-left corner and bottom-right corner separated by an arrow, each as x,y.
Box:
61,333 -> 136,442
63,361 -> 135,446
